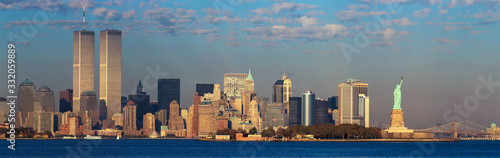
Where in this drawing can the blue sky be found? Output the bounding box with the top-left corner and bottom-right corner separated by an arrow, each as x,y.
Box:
1,0 -> 499,129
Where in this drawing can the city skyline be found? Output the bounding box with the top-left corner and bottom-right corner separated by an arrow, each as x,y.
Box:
0,0 -> 499,129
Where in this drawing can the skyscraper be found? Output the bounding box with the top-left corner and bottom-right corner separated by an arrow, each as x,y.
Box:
315,99 -> 329,124
168,100 -> 184,130
288,97 -> 302,125
142,113 -> 155,135
73,29 -> 95,115
18,79 -> 36,127
282,71 -> 292,103
242,68 -> 255,115
196,84 -> 214,96
100,29 -> 122,119
33,111 -> 54,133
262,102 -> 285,128
129,80 -> 150,129
123,100 -> 137,132
34,85 -> 55,112
59,89 -> 73,113
80,90 -> 98,125
158,78 -> 180,120
302,91 -> 315,126
223,73 -> 247,99
338,79 -> 369,126
272,80 -> 284,103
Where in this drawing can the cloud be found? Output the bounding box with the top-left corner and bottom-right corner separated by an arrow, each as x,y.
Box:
67,0 -> 98,10
425,21 -> 471,25
447,0 -> 500,8
203,8 -> 241,24
357,0 -> 443,5
335,10 -> 389,22
414,8 -> 431,18
444,26 -> 473,31
242,23 -> 347,41
383,17 -> 418,27
304,10 -> 324,17
122,10 -> 136,20
437,9 -> 448,15
250,2 -> 319,15
189,28 -> 220,35
370,41 -> 394,48
435,38 -> 462,45
434,45 -> 455,54
144,7 -> 197,27
299,16 -> 317,28
346,4 -> 369,10
92,7 -> 121,20
471,10 -> 500,25
369,28 -> 410,40
469,30 -> 488,34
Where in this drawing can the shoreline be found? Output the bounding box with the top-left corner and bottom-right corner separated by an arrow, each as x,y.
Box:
199,138 -> 460,142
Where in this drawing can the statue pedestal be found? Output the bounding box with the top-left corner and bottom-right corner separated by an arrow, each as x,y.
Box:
385,109 -> 413,133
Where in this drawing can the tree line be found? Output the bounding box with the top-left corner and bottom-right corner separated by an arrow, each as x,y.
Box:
215,123 -> 381,139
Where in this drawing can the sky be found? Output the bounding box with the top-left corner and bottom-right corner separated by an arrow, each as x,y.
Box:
0,0 -> 499,129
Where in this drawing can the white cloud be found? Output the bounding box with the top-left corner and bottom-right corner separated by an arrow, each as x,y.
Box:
335,10 -> 389,22
122,10 -> 136,20
92,7 -> 121,20
250,2 -> 319,15
437,9 -> 448,15
384,17 -> 418,27
242,23 -> 347,41
299,16 -> 317,28
414,8 -> 431,18
444,26 -> 473,31
435,38 -> 462,45
203,8 -> 241,24
189,28 -> 220,35
367,28 -> 410,40
346,4 -> 369,10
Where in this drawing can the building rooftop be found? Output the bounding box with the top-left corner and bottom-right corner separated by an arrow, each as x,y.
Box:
246,68 -> 254,81
20,79 -> 35,86
274,80 -> 284,85
37,85 -> 51,92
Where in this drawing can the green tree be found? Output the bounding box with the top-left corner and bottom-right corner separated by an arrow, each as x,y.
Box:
249,127 -> 258,135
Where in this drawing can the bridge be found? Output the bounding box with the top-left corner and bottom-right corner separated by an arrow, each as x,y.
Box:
370,120 -> 492,138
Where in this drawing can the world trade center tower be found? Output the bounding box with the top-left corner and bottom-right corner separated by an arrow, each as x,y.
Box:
73,30 -> 95,115
100,29 -> 122,118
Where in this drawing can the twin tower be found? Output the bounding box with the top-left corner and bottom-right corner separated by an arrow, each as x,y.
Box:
73,29 -> 122,119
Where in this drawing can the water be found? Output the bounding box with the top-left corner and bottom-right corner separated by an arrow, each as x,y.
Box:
1,139 -> 499,157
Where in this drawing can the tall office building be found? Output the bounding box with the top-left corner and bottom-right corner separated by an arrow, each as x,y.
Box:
73,29 -> 95,115
262,102 -> 285,128
282,71 -> 292,103
328,96 -> 338,110
59,89 -> 73,113
18,79 -> 36,127
142,113 -> 155,135
100,29 -> 122,119
129,80 -> 150,129
338,79 -> 369,126
302,91 -> 315,126
158,78 -> 180,120
187,93 -> 200,138
33,111 -> 54,133
80,90 -> 98,125
288,97 -> 302,125
272,80 -> 284,103
223,73 -> 247,99
242,68 -> 255,115
196,84 -> 214,96
122,100 -> 137,131
34,85 -> 55,112
213,84 -> 221,101
168,100 -> 184,130
358,94 -> 370,127
315,99 -> 329,124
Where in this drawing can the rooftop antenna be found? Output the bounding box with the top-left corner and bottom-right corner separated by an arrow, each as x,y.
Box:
83,2 -> 86,30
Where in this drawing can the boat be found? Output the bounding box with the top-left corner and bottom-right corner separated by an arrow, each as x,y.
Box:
62,136 -> 76,139
84,135 -> 101,140
116,135 -> 120,140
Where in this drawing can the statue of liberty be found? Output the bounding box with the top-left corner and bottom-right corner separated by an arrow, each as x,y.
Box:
393,76 -> 403,109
